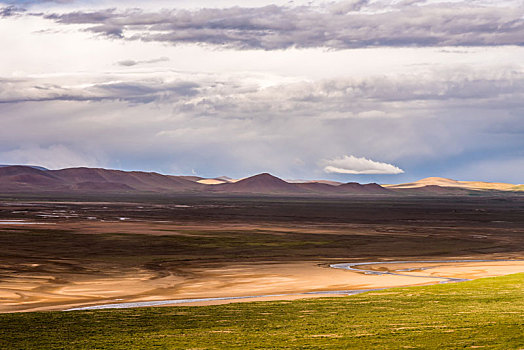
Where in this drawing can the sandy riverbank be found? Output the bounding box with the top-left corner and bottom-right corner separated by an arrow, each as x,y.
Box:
2,259 -> 523,312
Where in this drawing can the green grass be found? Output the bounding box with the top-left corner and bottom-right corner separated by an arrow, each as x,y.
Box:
1,273 -> 523,349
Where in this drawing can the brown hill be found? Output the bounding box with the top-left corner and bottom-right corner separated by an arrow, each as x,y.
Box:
0,165 -> 52,178
0,164 -> 48,171
338,182 -> 391,194
286,179 -> 343,186
0,166 -> 64,192
210,173 -> 305,194
0,166 -> 203,193
51,167 -> 203,192
210,174 -> 392,195
294,182 -> 341,194
72,181 -> 136,191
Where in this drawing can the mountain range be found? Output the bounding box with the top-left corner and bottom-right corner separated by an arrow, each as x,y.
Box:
0,165 -> 522,196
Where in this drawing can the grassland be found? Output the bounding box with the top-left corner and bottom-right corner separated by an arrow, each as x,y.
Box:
0,273 -> 523,349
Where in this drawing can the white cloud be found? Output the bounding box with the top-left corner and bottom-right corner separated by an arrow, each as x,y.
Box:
323,155 -> 404,175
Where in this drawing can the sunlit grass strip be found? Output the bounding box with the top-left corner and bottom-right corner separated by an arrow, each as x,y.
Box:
1,273 -> 523,349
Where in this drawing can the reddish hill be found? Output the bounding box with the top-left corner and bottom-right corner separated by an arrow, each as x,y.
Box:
72,181 -> 136,191
294,182 -> 341,194
0,166 -> 203,193
0,166 -> 64,192
210,174 -> 392,195
51,167 -> 203,192
337,182 -> 391,194
211,173 -> 305,194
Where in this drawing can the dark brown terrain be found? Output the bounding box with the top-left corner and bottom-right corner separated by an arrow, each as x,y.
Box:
0,194 -> 523,312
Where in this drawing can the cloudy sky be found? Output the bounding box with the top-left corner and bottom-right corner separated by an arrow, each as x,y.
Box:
1,0 -> 523,183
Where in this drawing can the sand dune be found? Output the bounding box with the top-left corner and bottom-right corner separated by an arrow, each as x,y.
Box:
386,177 -> 523,192
197,179 -> 228,185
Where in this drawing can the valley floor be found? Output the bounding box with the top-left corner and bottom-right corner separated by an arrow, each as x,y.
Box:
0,196 -> 523,313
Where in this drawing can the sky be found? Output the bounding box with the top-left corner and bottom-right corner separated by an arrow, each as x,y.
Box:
0,0 -> 523,183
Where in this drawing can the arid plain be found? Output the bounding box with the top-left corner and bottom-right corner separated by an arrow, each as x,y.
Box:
1,195 -> 523,313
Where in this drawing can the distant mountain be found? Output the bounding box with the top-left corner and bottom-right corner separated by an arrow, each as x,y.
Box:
0,165 -> 520,196
211,173 -> 393,195
210,173 -> 305,194
0,166 -> 203,193
53,167 -> 203,192
338,182 -> 392,194
287,179 -> 343,186
0,164 -> 48,171
0,166 -> 63,192
294,182 -> 342,194
385,177 -> 523,192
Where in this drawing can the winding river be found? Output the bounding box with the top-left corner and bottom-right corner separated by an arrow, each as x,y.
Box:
66,259 -> 522,311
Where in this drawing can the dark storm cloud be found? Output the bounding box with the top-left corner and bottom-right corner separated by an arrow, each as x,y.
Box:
41,2 -> 524,49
